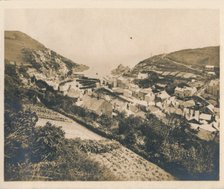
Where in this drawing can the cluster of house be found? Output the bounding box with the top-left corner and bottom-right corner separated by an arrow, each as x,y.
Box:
99,75 -> 220,133
174,86 -> 197,98
28,68 -> 219,134
156,94 -> 219,132
57,77 -> 100,98
204,65 -> 217,76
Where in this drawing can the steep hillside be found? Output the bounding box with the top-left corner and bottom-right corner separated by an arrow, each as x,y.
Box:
5,31 -> 45,62
5,31 -> 88,80
133,46 -> 219,75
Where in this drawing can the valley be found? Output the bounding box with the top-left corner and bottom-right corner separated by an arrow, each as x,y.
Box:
4,30 -> 220,181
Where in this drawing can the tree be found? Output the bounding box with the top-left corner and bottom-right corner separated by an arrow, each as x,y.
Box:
98,114 -> 113,127
165,84 -> 176,95
144,126 -> 163,153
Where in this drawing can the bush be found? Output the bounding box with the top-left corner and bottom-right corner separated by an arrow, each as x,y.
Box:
5,63 -> 23,112
5,110 -> 116,181
36,139 -> 117,181
75,139 -> 120,154
160,140 -> 219,180
5,110 -> 38,165
98,114 -> 114,127
32,122 -> 65,162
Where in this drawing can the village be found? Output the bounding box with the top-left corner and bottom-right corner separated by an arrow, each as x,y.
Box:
4,7 -> 221,182
25,62 -> 220,142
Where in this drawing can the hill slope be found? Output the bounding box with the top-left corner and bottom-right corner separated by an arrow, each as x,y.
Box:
167,46 -> 219,67
5,31 -> 88,79
133,46 -> 219,75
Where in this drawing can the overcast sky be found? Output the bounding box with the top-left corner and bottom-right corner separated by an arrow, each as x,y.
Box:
4,9 -> 219,75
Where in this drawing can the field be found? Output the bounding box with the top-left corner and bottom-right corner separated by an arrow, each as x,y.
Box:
90,146 -> 174,180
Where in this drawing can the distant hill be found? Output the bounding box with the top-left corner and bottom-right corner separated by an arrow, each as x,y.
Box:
132,46 -> 219,75
5,31 -> 88,79
166,46 -> 219,67
111,64 -> 131,76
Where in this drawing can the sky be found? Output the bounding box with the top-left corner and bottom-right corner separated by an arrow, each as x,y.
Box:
4,9 -> 219,75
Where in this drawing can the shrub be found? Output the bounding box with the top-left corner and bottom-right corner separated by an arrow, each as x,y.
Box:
74,139 -> 120,154
32,122 -> 65,162
4,63 -> 23,112
98,114 -> 114,127
5,110 -> 38,164
36,139 -> 117,181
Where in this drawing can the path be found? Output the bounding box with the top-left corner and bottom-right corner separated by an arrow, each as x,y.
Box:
26,104 -> 104,140
163,56 -> 200,73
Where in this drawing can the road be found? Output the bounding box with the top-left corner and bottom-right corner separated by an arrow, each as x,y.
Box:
163,55 -> 201,73
37,117 -> 104,140
27,103 -> 104,140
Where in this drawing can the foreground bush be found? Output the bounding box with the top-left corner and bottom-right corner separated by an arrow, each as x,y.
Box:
5,110 -> 116,181
5,110 -> 38,165
32,122 -> 65,162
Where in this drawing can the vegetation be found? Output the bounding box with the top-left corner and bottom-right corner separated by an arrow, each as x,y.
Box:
76,139 -> 120,154
5,109 -> 116,181
4,62 -> 115,181
40,89 -> 219,180
4,63 -> 23,112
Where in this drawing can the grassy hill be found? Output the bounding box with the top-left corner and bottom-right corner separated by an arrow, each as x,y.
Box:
133,46 -> 219,75
167,46 -> 219,67
5,31 -> 46,63
5,31 -> 88,77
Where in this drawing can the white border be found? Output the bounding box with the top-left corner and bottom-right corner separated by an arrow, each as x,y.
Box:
0,1 -> 223,189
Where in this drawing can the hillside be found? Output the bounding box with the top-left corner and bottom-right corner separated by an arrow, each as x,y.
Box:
5,31 -> 88,79
133,46 -> 219,75
167,46 -> 219,67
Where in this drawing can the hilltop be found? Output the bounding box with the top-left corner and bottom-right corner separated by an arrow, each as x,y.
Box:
132,46 -> 219,75
5,31 -> 88,79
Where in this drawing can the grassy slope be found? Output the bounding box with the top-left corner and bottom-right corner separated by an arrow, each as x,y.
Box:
166,46 -> 219,67
5,31 -> 88,71
133,46 -> 219,74
5,31 -> 45,63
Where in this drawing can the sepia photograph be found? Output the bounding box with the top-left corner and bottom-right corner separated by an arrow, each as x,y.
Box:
2,5 -> 221,185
